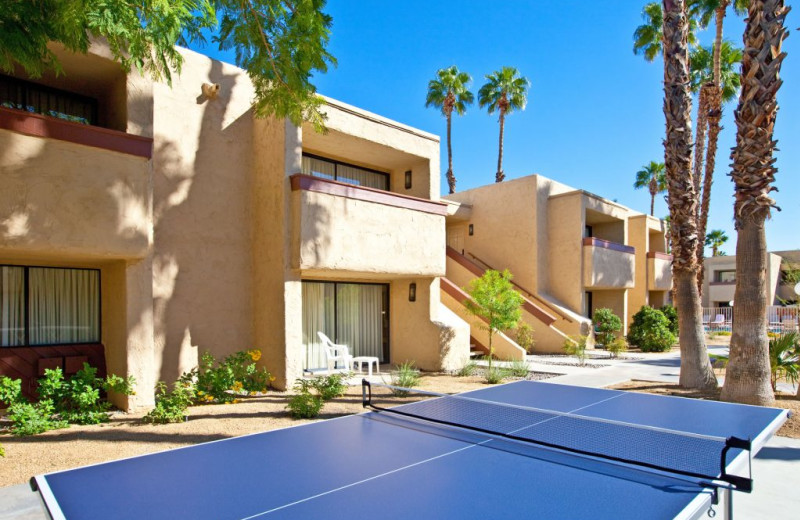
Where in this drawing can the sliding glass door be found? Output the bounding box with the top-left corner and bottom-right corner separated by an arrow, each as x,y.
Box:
301,281 -> 389,370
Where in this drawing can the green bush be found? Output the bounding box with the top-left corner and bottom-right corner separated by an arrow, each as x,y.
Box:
515,323 -> 536,354
484,366 -> 508,384
391,361 -> 421,396
607,336 -> 628,359
563,335 -> 588,365
628,306 -> 676,352
311,373 -> 348,401
143,382 -> 194,424
6,400 -> 67,436
769,332 -> 799,391
181,349 -> 273,404
593,308 -> 622,347
286,380 -> 324,419
507,359 -> 529,378
457,360 -> 478,377
660,304 -> 679,336
0,376 -> 22,406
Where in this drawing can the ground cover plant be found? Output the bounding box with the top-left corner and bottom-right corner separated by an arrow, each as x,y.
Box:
515,323 -> 536,354
457,360 -> 478,377
607,336 -> 628,359
143,382 -> 195,424
628,306 -> 676,352
180,349 -> 274,404
286,373 -> 349,419
563,335 -> 588,366
391,361 -> 421,396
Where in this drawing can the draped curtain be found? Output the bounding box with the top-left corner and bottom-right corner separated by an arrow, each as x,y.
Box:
301,155 -> 388,190
28,268 -> 100,345
301,282 -> 386,370
0,266 -> 25,346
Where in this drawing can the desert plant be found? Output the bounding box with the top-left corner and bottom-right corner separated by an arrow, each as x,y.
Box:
143,381 -> 195,424
768,333 -> 799,392
181,349 -> 273,403
515,322 -> 536,354
607,336 -> 628,359
507,359 -> 530,378
563,335 -> 588,366
286,380 -> 324,419
311,373 -> 348,401
391,361 -> 421,396
660,304 -> 679,336
484,366 -> 508,384
593,308 -> 622,348
457,360 -> 478,377
464,269 -> 523,371
628,306 -> 676,353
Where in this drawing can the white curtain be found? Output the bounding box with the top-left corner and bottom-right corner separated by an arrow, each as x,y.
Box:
301,282 -> 335,370
336,164 -> 387,190
302,155 -> 335,181
0,266 -> 25,346
336,284 -> 384,359
28,268 -> 99,345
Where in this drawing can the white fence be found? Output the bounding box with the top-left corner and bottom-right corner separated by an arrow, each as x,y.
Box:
702,306 -> 799,336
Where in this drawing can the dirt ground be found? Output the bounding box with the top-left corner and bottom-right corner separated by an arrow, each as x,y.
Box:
610,380 -> 800,439
0,373 -> 510,487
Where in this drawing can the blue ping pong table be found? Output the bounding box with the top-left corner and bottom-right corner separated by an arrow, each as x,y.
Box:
31,380 -> 788,520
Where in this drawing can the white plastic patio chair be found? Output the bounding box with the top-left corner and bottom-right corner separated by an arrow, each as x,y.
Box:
317,331 -> 353,373
709,314 -> 726,331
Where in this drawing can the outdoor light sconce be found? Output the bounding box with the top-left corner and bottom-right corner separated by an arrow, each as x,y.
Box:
409,283 -> 417,302
202,82 -> 221,99
405,170 -> 412,189
469,224 -> 474,236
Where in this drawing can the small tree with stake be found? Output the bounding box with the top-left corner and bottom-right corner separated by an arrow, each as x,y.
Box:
464,270 -> 523,372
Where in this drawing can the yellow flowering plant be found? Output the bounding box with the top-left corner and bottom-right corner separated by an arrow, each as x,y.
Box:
178,349 -> 274,404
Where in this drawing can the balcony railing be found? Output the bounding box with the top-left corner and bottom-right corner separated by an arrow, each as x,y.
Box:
289,174 -> 446,277
582,237 -> 635,289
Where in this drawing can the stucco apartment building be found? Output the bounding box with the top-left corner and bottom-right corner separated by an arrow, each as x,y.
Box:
442,176 -> 672,353
0,42 -> 470,409
702,250 -> 800,307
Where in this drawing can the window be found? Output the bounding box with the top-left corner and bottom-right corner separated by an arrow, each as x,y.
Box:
0,74 -> 98,125
0,266 -> 100,347
716,270 -> 736,283
302,153 -> 390,191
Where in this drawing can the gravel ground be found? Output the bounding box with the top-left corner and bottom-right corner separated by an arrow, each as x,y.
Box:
0,372 -> 551,487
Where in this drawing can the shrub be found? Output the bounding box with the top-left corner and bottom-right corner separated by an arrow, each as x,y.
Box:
515,323 -> 536,354
628,306 -> 676,352
391,361 -> 421,396
457,360 -> 478,377
311,373 -> 348,401
181,349 -> 274,403
143,382 -> 194,424
593,308 -> 622,347
507,359 -> 529,378
286,380 -> 324,419
563,335 -> 588,366
485,366 -> 508,384
0,376 -> 22,406
38,364 -> 136,425
660,304 -> 679,336
6,400 -> 67,436
607,336 -> 628,359
769,332 -> 799,391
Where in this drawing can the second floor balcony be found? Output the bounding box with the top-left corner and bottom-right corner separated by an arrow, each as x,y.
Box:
289,174 -> 446,278
582,237 -> 635,289
647,252 -> 673,291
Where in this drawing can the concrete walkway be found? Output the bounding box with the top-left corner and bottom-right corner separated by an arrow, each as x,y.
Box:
2,348 -> 798,519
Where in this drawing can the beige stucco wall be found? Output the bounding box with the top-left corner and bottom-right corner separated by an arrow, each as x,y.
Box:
648,257 -> 672,291
582,245 -> 636,289
547,192 -> 584,312
292,190 -> 445,277
592,290 -> 629,336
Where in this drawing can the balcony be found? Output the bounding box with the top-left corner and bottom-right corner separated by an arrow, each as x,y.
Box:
0,108 -> 153,259
647,252 -> 673,291
708,281 -> 736,305
582,237 -> 635,289
290,174 -> 446,277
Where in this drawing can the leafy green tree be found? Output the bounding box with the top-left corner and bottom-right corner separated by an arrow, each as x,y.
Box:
0,0 -> 335,131
425,66 -> 474,194
628,306 -> 677,352
634,161 -> 667,216
660,304 -> 679,336
478,67 -> 530,183
464,270 -> 523,371
704,229 -> 729,256
593,308 -> 623,347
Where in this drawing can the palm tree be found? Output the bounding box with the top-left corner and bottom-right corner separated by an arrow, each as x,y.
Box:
720,0 -> 789,407
704,229 -> 729,256
661,0 -> 717,391
425,66 -> 474,194
633,2 -> 699,61
478,67 -> 530,183
634,161 -> 667,216
691,41 -> 743,290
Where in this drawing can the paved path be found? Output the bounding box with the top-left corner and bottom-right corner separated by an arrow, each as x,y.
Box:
2,347 -> 798,519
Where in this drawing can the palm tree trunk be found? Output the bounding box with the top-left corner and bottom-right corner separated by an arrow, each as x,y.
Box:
662,0 -> 717,390
720,0 -> 789,406
649,176 -> 657,216
692,86 -> 709,219
496,111 -> 506,183
697,86 -> 723,290
446,112 -> 456,194
713,3 -> 729,86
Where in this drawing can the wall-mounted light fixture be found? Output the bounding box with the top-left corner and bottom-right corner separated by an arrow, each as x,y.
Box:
404,170 -> 412,189
201,82 -> 221,99
408,283 -> 417,302
468,224 -> 474,236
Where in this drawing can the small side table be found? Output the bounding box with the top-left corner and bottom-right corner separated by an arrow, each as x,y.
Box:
352,356 -> 380,377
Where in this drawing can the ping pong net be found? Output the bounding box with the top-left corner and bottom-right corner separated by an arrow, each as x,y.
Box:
362,380 -> 752,493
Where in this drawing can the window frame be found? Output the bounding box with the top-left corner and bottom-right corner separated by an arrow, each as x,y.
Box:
0,74 -> 99,126
0,264 -> 102,347
302,152 -> 390,191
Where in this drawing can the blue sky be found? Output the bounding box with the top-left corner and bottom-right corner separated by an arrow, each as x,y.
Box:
189,1 -> 798,255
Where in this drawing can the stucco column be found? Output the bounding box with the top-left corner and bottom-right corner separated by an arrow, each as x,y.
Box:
123,257 -> 156,410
